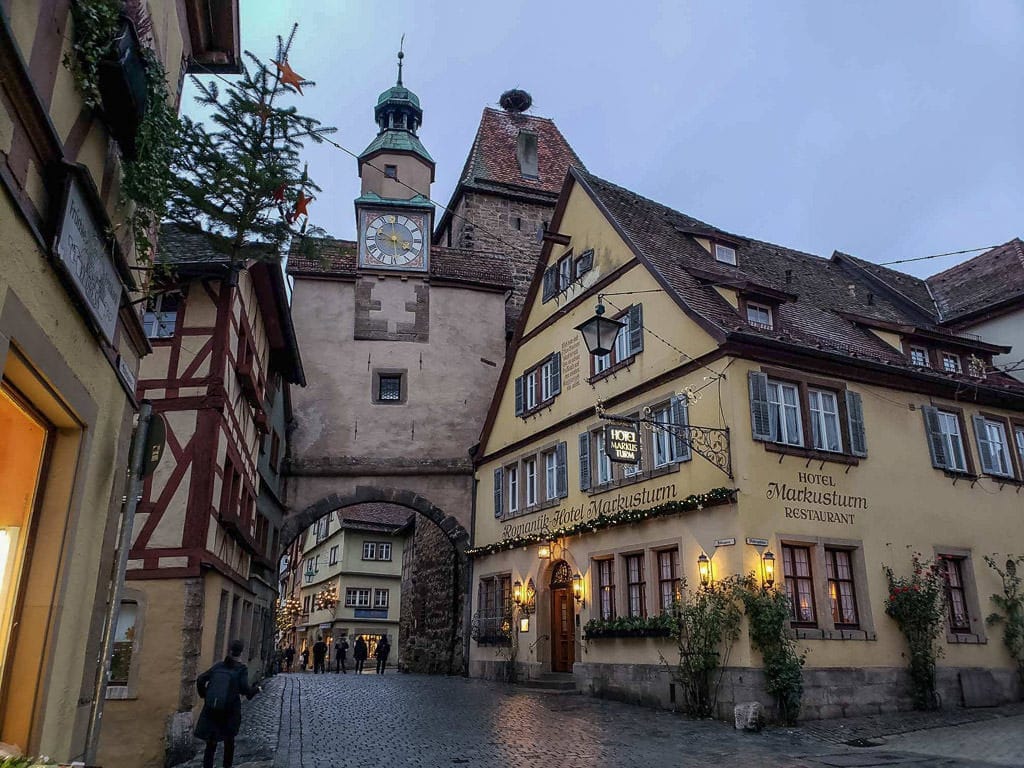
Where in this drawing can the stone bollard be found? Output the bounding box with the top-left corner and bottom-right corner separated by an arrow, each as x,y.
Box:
734,701 -> 764,732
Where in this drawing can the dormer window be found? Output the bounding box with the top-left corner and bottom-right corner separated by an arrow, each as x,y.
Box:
746,302 -> 773,331
714,243 -> 737,265
942,352 -> 962,374
910,347 -> 929,367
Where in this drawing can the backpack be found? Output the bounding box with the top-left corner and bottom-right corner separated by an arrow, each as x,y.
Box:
204,665 -> 239,711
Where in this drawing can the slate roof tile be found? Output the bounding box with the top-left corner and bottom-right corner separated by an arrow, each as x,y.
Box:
926,238 -> 1024,321
457,108 -> 585,198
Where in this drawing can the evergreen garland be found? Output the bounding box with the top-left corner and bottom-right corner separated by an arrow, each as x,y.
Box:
465,487 -> 735,556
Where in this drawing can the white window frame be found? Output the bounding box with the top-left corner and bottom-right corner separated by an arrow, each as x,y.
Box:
559,256 -> 573,290
595,430 -> 613,485
766,380 -> 804,447
936,411 -> 968,473
362,542 -> 377,561
329,545 -> 339,565
808,388 -> 843,453
508,465 -> 519,513
374,589 -> 389,608
652,404 -> 682,467
540,358 -> 556,401
980,419 -> 1014,477
378,542 -> 392,561
613,324 -> 630,364
1015,425 -> 1024,465
525,373 -> 537,410
593,351 -> 611,375
544,451 -> 558,500
524,458 -> 537,506
714,243 -> 736,265
942,352 -> 962,373
345,588 -> 371,608
910,347 -> 929,367
746,302 -> 773,330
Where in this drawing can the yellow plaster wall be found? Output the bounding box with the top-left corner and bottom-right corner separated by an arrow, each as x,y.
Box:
868,328 -> 903,351
520,184 -> 640,337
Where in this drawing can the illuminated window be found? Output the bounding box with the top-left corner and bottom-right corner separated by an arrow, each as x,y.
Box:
825,548 -> 858,627
782,545 -> 816,625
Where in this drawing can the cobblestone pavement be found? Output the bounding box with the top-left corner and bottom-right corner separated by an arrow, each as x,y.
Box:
183,672 -> 1024,768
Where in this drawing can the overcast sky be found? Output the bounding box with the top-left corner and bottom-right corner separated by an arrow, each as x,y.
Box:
183,1 -> 1024,278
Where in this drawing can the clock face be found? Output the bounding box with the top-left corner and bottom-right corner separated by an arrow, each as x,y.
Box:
359,211 -> 428,270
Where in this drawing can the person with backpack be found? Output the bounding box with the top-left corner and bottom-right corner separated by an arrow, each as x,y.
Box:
195,639 -> 260,768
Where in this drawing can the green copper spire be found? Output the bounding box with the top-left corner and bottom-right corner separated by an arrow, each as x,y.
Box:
359,41 -> 432,165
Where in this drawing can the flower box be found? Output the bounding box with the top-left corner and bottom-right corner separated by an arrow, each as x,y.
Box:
98,17 -> 148,158
583,626 -> 673,640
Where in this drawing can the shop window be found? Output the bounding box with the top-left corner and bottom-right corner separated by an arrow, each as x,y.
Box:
595,558 -> 616,620
825,548 -> 859,627
922,407 -> 969,474
476,575 -> 512,646
657,549 -> 681,613
782,545 -> 817,626
625,553 -> 646,618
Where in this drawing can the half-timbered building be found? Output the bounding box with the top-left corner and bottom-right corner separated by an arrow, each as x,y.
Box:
99,225 -> 303,767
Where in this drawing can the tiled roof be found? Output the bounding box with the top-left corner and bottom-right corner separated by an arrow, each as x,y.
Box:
926,238 -> 1024,321
455,107 -> 585,198
336,503 -> 414,530
832,252 -> 938,320
157,223 -> 273,265
287,237 -> 512,291
574,169 -> 1024,389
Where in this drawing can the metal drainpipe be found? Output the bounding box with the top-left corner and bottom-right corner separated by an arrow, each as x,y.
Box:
85,400 -> 153,763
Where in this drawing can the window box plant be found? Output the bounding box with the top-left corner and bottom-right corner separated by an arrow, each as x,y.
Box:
583,613 -> 677,639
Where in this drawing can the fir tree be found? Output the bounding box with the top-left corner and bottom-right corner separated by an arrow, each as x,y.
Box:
167,24 -> 335,268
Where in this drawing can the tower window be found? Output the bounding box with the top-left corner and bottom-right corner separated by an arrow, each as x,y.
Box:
384,165 -> 398,179
372,369 -> 407,404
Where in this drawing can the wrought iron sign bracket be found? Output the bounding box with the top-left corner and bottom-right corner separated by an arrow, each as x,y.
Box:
597,404 -> 733,479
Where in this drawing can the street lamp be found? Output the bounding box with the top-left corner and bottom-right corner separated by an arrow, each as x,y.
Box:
574,300 -> 625,357
697,552 -> 712,588
761,550 -> 776,588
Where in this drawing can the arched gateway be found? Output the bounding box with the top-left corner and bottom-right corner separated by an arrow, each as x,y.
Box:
279,486 -> 471,676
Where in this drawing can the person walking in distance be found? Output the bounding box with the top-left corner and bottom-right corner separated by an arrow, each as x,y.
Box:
353,636 -> 368,674
312,635 -> 328,674
195,639 -> 260,768
375,635 -> 391,675
284,645 -> 295,672
300,645 -> 310,672
335,637 -> 348,673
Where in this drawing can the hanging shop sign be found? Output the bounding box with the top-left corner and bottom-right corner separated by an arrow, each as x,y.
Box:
53,174 -> 123,345
604,424 -> 640,463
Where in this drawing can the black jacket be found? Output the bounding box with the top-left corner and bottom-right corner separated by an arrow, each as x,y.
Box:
194,659 -> 257,742
353,638 -> 368,661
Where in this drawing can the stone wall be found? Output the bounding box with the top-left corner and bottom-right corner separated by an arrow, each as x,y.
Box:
398,520 -> 465,674
572,662 -> 1023,721
450,191 -> 554,331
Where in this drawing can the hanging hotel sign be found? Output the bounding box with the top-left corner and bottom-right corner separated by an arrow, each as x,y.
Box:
604,424 -> 640,464
53,174 -> 123,345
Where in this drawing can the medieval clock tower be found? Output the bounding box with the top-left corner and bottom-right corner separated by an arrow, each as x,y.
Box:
355,50 -> 435,273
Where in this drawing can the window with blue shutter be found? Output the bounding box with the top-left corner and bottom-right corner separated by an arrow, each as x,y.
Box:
555,442 -> 568,498
550,352 -> 561,396
845,391 -> 867,457
578,432 -> 591,491
748,372 -> 773,441
493,467 -> 503,517
514,376 -> 524,416
627,304 -> 643,355
670,396 -> 691,462
542,266 -> 557,303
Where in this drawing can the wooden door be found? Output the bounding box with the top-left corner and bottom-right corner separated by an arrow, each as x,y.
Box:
550,587 -> 575,672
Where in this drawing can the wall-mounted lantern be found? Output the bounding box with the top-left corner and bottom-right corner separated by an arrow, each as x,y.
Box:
537,541 -> 552,559
571,573 -> 585,607
512,580 -> 524,606
697,552 -> 712,588
761,550 -> 776,589
574,301 -> 625,357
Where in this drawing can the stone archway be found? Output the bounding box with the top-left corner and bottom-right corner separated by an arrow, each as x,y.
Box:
279,485 -> 470,675
281,485 -> 469,552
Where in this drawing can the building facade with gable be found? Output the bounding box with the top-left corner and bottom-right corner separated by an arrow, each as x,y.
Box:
98,226 -> 304,767
468,166 -> 1024,719
0,2 -> 238,761
285,65 -> 521,674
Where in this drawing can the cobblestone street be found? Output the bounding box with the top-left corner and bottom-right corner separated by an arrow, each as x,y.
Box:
182,672 -> 1024,768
